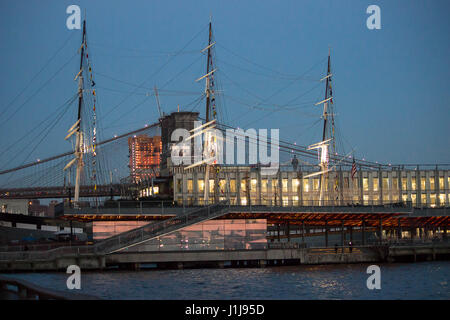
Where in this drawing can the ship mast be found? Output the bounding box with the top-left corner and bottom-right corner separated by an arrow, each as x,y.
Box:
306,50 -> 334,205
319,50 -> 332,204
74,19 -> 86,205
202,19 -> 218,205
64,19 -> 86,206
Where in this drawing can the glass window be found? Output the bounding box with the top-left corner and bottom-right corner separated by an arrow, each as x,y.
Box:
421,194 -> 427,205
402,194 -> 408,203
292,179 -> 300,192
241,179 -> 247,192
229,179 -> 236,193
187,179 -> 193,193
439,194 -> 445,205
421,177 -> 426,190
271,179 -> 278,192
209,179 -> 214,193
430,177 -> 435,190
261,179 -> 268,193
411,179 -> 416,191
392,178 -> 398,190
401,178 -> 407,190
382,178 -> 389,190
219,179 -> 226,193
251,179 -> 257,193
292,196 -> 299,206
176,179 -> 182,193
313,178 -> 320,191
282,179 -> 288,193
411,194 -> 417,204
363,178 -> 369,191
241,197 -> 247,205
198,179 -> 204,192
303,179 -> 309,192
282,196 -> 289,206
439,177 -> 444,190
430,194 -> 436,206
373,179 -> 379,192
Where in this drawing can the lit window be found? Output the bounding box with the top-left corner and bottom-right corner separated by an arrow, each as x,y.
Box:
392,178 -> 398,190
439,194 -> 445,205
401,178 -> 407,190
303,179 -> 309,192
251,179 -> 257,192
271,179 -> 278,192
187,179 -> 193,193
421,194 -> 427,205
382,178 -> 389,190
292,179 -> 300,191
430,177 -> 435,190
241,179 -> 247,192
229,179 -> 236,193
313,178 -> 320,191
209,179 -> 214,193
198,179 -> 204,192
363,178 -> 369,191
261,179 -> 268,193
373,179 -> 379,192
421,177 -> 426,190
282,179 -> 288,192
219,179 -> 226,193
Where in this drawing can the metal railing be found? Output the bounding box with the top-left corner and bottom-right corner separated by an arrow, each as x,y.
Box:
0,201 -> 231,261
0,275 -> 98,300
94,200 -> 230,253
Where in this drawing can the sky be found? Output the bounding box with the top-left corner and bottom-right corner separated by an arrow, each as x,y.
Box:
0,0 -> 449,169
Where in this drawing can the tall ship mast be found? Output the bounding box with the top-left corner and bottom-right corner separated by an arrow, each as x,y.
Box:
306,49 -> 335,205
63,18 -> 99,207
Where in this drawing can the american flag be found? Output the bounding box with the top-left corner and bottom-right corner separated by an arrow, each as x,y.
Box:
351,159 -> 357,179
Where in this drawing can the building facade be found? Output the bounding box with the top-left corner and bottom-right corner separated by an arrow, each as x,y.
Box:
128,135 -> 162,183
172,165 -> 450,208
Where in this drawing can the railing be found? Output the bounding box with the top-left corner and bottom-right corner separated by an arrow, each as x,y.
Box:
0,275 -> 98,300
0,201 -> 231,261
93,200 -> 231,253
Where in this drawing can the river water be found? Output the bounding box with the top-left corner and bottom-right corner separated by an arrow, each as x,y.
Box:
2,261 -> 449,299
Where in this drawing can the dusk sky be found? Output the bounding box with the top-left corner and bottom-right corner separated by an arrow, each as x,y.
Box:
0,0 -> 449,168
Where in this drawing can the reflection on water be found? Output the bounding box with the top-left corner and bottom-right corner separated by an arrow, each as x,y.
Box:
1,261 -> 449,300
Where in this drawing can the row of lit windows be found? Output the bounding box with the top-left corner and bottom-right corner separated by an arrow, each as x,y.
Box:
177,193 -> 449,207
176,177 -> 450,195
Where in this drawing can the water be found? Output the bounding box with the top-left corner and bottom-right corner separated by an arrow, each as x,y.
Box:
2,261 -> 449,299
